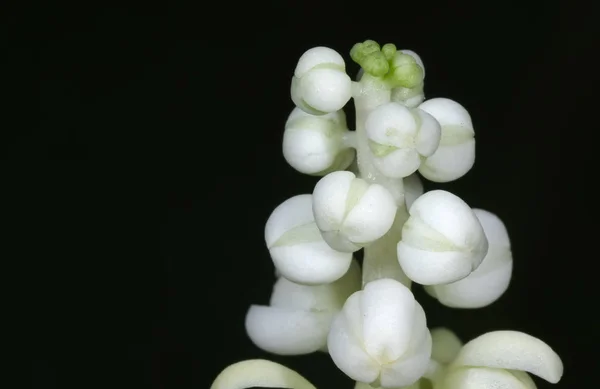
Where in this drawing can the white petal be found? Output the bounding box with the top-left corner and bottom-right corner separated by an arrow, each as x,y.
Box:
413,108 -> 441,157
312,171 -> 355,232
425,209 -> 512,308
424,247 -> 512,308
373,148 -> 422,178
286,105 -> 347,127
314,172 -> 397,251
380,303 -> 432,387
328,293 -> 381,384
361,279 -> 417,363
291,76 -> 325,115
418,140 -> 475,183
269,237 -> 352,285
430,327 -> 462,364
283,111 -> 345,175
417,98 -> 475,182
418,98 -> 473,134
398,240 -> 482,285
295,46 -> 345,78
265,194 -> 314,247
508,370 -> 538,389
270,259 -> 361,312
409,190 -> 484,249
398,190 -> 488,285
365,102 -> 417,148
210,359 -> 316,389
441,367 -> 536,389
300,68 -> 353,113
245,305 -> 333,355
380,335 -> 431,388
451,331 -> 563,383
473,208 -> 510,246
342,184 -> 398,244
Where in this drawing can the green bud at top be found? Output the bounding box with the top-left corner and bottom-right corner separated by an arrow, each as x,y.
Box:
361,51 -> 389,77
351,39 -> 394,77
381,43 -> 397,61
350,40 -> 380,63
386,52 -> 424,88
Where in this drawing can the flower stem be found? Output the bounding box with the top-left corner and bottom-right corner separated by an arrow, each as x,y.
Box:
353,73 -> 410,287
352,76 -> 405,204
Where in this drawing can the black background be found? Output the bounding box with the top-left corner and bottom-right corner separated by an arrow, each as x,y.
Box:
9,1 -> 595,388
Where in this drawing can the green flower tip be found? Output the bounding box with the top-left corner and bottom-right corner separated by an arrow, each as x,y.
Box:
350,40 -> 423,85
381,43 -> 397,60
350,39 -> 393,77
386,53 -> 424,88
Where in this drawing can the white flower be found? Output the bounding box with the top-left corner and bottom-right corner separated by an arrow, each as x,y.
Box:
397,190 -> 488,285
354,327 -> 462,389
404,173 -> 424,210
312,171 -> 397,252
366,102 -> 441,178
291,47 -> 353,115
245,260 -> 361,355
353,327 -> 461,389
441,331 -> 563,388
210,359 -> 316,389
265,194 -> 352,285
424,209 -> 513,308
328,278 -> 432,388
417,98 -> 476,182
283,107 -> 355,175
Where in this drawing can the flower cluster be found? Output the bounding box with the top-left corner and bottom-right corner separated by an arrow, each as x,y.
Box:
211,40 -> 563,389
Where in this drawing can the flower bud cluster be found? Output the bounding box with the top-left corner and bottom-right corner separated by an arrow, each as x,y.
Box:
211,40 -> 563,389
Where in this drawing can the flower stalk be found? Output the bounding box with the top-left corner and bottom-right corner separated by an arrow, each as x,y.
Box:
210,39 -> 563,389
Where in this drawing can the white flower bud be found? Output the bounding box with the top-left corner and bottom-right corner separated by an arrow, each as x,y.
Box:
283,107 -> 354,175
265,194 -> 352,285
312,171 -> 397,252
365,102 -> 441,178
424,209 -> 513,308
291,47 -> 352,114
417,98 -> 475,182
245,260 -> 361,356
404,173 -> 424,210
430,327 -> 463,365
397,190 -> 488,285
210,360 -> 317,389
390,85 -> 425,108
442,367 -> 537,389
353,327 -> 462,389
448,331 -> 564,384
328,278 -> 432,388
398,49 -> 425,79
